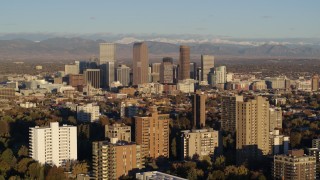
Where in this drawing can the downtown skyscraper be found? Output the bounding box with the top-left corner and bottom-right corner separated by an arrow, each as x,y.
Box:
201,55 -> 214,84
99,43 -> 116,88
133,42 -> 149,85
99,43 -> 115,65
160,57 -> 174,84
179,45 -> 190,80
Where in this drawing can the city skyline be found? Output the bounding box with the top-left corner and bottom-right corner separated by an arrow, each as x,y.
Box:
1,1 -> 320,180
1,1 -> 320,39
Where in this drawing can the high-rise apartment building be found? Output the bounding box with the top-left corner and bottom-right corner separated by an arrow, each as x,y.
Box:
201,55 -> 214,84
178,46 -> 190,80
192,91 -> 207,129
312,75 -> 319,91
84,69 -> 100,89
160,57 -> 174,84
269,130 -> 289,155
29,122 -> 77,166
133,42 -> 149,85
77,103 -> 100,122
181,128 -> 220,160
312,139 -> 320,149
236,96 -> 270,160
269,108 -> 282,131
105,123 -> 131,142
99,43 -> 115,65
273,150 -> 316,180
135,106 -> 170,159
116,64 -> 131,86
309,139 -> 320,179
221,95 -> 243,133
308,148 -> 320,179
92,140 -> 143,180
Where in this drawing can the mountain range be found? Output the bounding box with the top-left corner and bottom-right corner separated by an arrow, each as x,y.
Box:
0,36 -> 320,62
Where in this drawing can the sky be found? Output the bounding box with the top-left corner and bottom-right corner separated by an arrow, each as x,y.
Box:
1,0 -> 320,38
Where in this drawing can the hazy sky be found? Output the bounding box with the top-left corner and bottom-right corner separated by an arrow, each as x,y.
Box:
1,0 -> 319,38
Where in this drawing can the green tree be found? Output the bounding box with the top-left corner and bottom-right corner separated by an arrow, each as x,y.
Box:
28,162 -> 43,179
258,174 -> 267,180
208,170 -> 225,180
0,148 -> 16,166
187,168 -> 198,180
67,116 -> 77,125
72,162 -> 88,176
18,145 -> 29,158
45,166 -> 66,180
214,155 -> 225,169
0,161 -> 11,176
0,121 -> 10,137
171,138 -> 177,159
16,158 -> 33,174
290,131 -> 302,148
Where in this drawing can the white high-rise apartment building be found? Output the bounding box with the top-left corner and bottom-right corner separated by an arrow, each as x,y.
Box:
77,103 -> 100,122
29,122 -> 77,166
181,128 -> 220,160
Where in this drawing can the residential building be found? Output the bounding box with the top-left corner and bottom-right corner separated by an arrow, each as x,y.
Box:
135,106 -> 170,159
273,149 -> 316,180
29,122 -> 77,166
236,96 -> 270,162
308,147 -> 320,179
181,128 -> 220,160
77,103 -> 100,122
192,90 -> 207,129
269,130 -> 289,155
105,123 -> 131,142
92,139 -> 143,180
221,95 -> 243,133
269,108 -> 282,131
